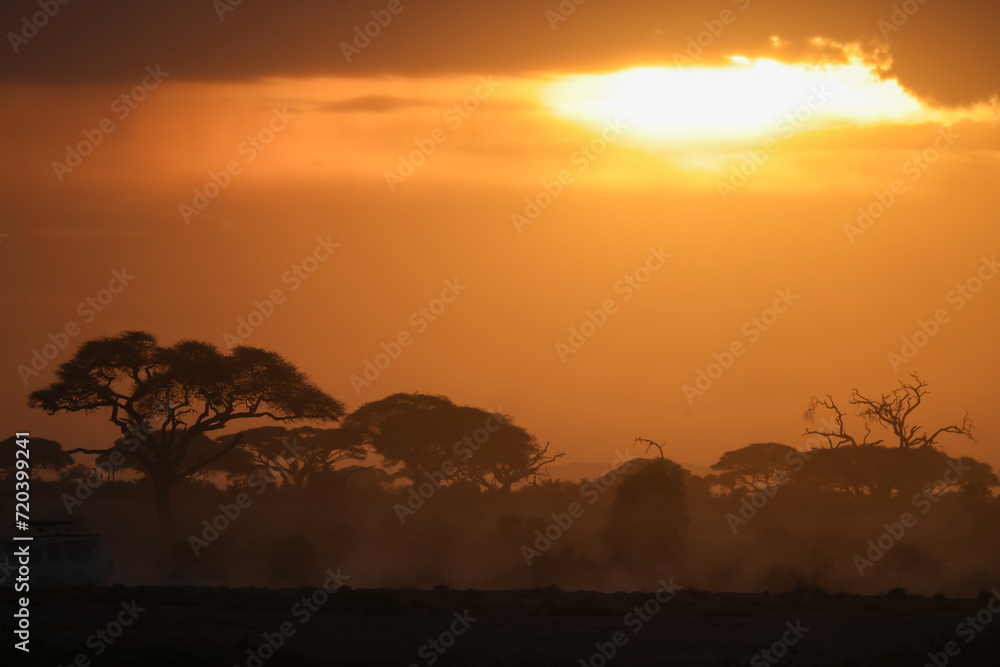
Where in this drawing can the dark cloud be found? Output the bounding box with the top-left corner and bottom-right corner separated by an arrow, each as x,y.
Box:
319,95 -> 428,113
1,0 -> 997,105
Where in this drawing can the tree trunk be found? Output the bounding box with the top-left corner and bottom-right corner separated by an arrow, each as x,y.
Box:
153,479 -> 175,540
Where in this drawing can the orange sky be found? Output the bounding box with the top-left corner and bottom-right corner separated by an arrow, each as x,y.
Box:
2,0 -> 998,472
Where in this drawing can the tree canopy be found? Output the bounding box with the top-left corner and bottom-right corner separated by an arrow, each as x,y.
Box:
28,330 -> 345,538
710,442 -> 797,494
214,425 -> 366,487
0,436 -> 74,476
341,392 -> 562,491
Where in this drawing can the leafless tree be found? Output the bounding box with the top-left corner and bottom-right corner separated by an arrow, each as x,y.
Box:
634,436 -> 665,459
804,374 -> 974,450
801,374 -> 975,507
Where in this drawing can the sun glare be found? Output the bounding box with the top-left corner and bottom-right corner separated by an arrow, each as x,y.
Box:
542,57 -> 929,147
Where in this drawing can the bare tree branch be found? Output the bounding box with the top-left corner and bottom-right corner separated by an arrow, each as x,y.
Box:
635,436 -> 665,459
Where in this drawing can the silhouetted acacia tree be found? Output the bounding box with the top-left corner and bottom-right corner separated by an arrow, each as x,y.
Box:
465,427 -> 564,492
0,436 -> 74,478
798,445 -> 998,502
91,431 -> 221,485
28,331 -> 344,539
1,436 -> 74,513
797,445 -> 912,501
342,392 -> 562,491
93,444 -> 144,482
796,445 -> 1000,505
215,426 -> 366,488
709,442 -> 798,495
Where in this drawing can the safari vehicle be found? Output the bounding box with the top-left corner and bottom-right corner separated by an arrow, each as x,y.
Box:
0,520 -> 111,586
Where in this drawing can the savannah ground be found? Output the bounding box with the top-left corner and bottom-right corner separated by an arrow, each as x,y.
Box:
4,584 -> 1000,666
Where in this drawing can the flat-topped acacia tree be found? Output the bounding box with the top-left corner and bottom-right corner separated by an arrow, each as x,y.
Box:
342,392 -> 563,491
0,436 -> 74,478
0,436 -> 74,515
28,330 -> 344,539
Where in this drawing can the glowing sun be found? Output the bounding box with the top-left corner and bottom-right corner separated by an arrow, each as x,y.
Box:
542,57 -> 929,147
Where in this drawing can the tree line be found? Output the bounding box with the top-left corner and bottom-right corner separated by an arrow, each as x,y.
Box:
6,330 -> 997,552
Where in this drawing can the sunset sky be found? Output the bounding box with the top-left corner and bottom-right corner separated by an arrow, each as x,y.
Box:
2,0 -> 998,472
